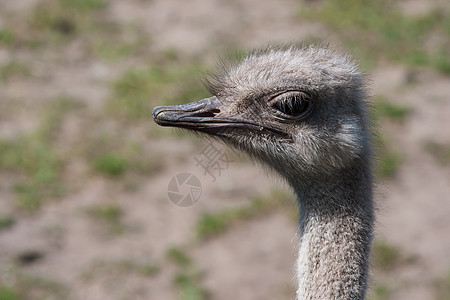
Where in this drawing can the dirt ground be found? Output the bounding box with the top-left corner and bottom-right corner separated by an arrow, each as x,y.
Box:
0,0 -> 449,299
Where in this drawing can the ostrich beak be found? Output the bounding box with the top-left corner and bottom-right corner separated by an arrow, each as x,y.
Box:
152,96 -> 226,135
152,96 -> 288,137
153,96 -> 221,126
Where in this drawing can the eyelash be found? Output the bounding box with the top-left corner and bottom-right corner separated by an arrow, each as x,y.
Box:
270,91 -> 313,120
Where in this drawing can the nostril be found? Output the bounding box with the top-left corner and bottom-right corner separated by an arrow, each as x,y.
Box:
192,108 -> 220,118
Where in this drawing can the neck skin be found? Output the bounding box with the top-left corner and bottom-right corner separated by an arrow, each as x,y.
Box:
290,161 -> 374,300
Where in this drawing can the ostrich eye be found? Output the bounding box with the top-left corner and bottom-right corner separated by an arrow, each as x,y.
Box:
271,91 -> 313,120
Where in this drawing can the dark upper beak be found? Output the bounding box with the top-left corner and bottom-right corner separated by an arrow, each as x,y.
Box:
152,96 -> 289,138
153,96 -> 221,127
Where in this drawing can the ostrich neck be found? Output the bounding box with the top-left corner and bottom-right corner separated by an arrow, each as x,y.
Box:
292,164 -> 374,300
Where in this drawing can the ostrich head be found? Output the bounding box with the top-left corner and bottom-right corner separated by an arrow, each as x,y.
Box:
153,46 -> 371,187
153,46 -> 375,299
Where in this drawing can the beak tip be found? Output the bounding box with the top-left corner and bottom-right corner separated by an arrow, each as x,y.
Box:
152,106 -> 165,123
152,96 -> 219,126
152,106 -> 160,118
152,106 -> 177,126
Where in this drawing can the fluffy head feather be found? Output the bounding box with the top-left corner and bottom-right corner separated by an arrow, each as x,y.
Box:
203,46 -> 371,186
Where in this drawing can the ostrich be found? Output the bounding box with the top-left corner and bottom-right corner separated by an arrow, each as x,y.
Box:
152,46 -> 374,299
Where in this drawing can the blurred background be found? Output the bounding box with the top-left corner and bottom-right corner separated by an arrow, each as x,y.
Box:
0,0 -> 449,299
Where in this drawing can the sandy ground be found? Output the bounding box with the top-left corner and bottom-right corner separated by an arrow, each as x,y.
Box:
0,0 -> 449,299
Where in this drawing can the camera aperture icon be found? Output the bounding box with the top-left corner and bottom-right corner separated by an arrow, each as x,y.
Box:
167,172 -> 202,207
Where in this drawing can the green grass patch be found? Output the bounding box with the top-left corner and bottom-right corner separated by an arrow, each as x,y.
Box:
371,240 -> 402,271
0,29 -> 15,46
433,50 -> 450,74
22,276 -> 68,299
424,140 -> 450,165
24,0 -> 108,48
91,24 -> 149,61
86,203 -> 125,234
166,247 -> 192,267
166,245 -> 209,300
367,284 -> 390,300
434,269 -> 450,300
173,271 -> 209,300
195,190 -> 293,240
88,204 -> 122,223
373,97 -> 411,122
30,0 -> 106,35
300,0 -> 450,73
0,134 -> 62,210
83,259 -> 160,281
0,285 -> 22,300
40,96 -> 82,139
93,39 -> 142,61
138,264 -> 160,277
0,96 -> 79,210
0,272 -> 69,300
0,61 -> 30,82
86,132 -> 164,178
108,60 -> 210,121
196,213 -> 229,240
373,134 -> 402,178
0,216 -> 15,230
94,154 -> 128,177
22,0 -> 148,59
60,0 -> 106,12
376,151 -> 402,178
371,101 -> 405,178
